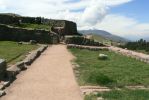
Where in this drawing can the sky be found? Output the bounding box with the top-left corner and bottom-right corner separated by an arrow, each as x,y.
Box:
0,0 -> 149,40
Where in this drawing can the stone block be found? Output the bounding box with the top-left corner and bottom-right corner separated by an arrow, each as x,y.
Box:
0,59 -> 7,80
16,61 -> 26,70
6,65 -> 21,79
0,90 -> 6,97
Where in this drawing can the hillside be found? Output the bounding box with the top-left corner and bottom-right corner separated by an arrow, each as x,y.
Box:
79,30 -> 128,43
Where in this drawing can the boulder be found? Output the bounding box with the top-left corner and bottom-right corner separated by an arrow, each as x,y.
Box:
16,61 -> 26,70
29,40 -> 37,45
98,54 -> 108,60
6,65 -> 21,80
0,90 -> 6,97
0,84 -> 5,90
24,52 -> 37,65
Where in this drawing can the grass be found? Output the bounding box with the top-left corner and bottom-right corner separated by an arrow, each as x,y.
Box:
69,48 -> 149,87
85,89 -> 149,100
92,34 -> 108,42
12,23 -> 50,30
0,41 -> 39,65
92,34 -> 123,46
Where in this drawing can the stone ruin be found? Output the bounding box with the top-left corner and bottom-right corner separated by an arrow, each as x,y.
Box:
0,13 -> 78,36
0,13 -> 79,44
0,59 -> 6,80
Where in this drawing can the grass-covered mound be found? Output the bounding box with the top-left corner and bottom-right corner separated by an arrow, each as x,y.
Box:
0,41 -> 38,65
69,48 -> 149,87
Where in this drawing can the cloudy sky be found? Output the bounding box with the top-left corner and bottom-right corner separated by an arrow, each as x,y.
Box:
0,0 -> 149,40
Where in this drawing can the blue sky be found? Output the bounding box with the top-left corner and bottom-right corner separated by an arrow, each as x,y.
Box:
111,0 -> 149,23
0,0 -> 149,40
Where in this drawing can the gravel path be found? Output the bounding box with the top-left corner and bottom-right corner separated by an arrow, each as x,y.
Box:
1,45 -> 83,100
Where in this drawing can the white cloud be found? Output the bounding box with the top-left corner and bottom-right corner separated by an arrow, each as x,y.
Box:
0,0 -> 131,19
93,14 -> 149,40
0,0 -> 149,40
106,0 -> 132,6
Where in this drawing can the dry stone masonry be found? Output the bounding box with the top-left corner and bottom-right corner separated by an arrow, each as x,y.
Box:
0,24 -> 52,43
0,13 -> 79,44
7,45 -> 48,80
0,59 -> 6,80
67,44 -> 149,63
67,44 -> 108,51
0,45 -> 48,97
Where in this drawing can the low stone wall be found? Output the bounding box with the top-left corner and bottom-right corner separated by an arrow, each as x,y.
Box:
67,44 -> 149,64
0,45 -> 48,97
109,46 -> 149,64
0,24 -> 52,43
0,59 -> 6,80
67,44 -> 108,51
6,45 -> 48,80
65,36 -> 104,46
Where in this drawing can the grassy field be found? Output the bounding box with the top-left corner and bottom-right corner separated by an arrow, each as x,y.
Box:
0,41 -> 39,65
85,89 -> 149,100
13,23 -> 50,30
69,48 -> 149,87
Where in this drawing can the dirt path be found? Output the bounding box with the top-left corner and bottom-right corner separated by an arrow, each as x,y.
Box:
1,45 -> 83,100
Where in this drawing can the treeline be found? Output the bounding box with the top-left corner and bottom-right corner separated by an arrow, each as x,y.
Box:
120,39 -> 149,52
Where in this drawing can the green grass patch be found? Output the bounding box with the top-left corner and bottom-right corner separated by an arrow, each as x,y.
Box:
0,41 -> 39,65
69,48 -> 149,87
85,89 -> 149,100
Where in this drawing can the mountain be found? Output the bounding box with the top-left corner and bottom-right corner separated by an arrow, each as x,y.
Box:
79,29 -> 129,43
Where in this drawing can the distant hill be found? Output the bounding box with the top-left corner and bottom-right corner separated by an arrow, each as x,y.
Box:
79,30 -> 129,43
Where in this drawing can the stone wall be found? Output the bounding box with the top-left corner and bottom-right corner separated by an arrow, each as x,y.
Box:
48,19 -> 78,35
0,14 -> 19,24
67,44 -> 149,64
0,45 -> 48,97
7,45 -> 48,80
0,24 -> 54,43
0,14 -> 41,24
0,13 -> 78,35
64,21 -> 78,35
0,59 -> 6,80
